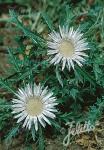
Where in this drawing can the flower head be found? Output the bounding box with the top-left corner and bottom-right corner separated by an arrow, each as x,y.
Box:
12,83 -> 58,131
47,26 -> 89,71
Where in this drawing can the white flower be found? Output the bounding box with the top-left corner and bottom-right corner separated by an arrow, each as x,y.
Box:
12,83 -> 58,131
47,26 -> 89,71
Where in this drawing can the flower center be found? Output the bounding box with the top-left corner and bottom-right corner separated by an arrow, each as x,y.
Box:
26,97 -> 43,116
59,40 -> 74,57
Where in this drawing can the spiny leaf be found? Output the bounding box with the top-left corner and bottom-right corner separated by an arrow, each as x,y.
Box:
75,65 -> 96,86
50,119 -> 61,130
31,126 -> 36,141
70,88 -> 78,99
41,12 -> 54,31
8,48 -> 20,72
0,79 -> 15,94
9,10 -> 45,46
0,98 -> 11,109
38,125 -> 45,150
5,125 -> 20,142
55,66 -> 63,87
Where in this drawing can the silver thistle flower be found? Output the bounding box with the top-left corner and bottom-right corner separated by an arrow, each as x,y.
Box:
47,26 -> 89,71
12,83 -> 58,131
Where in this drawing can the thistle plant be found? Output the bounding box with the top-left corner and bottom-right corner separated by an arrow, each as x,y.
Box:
0,1 -> 104,149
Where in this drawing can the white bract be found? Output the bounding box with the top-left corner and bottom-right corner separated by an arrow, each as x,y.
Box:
12,83 -> 58,131
47,26 -> 89,71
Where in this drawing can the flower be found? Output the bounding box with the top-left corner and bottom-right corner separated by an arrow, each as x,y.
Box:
12,83 -> 58,131
47,26 -> 89,71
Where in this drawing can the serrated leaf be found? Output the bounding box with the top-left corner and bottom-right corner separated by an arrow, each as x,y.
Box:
55,66 -> 63,87
31,126 -> 36,141
38,125 -> 45,150
42,12 -> 54,31
75,65 -> 96,86
8,48 -> 20,72
50,119 -> 61,130
0,79 -> 15,94
5,125 -> 19,142
9,10 -> 45,46
70,88 -> 78,99
0,98 -> 11,109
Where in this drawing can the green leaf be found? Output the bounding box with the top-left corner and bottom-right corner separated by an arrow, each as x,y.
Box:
38,125 -> 45,150
0,79 -> 15,94
75,65 -> 96,86
41,12 -> 54,31
25,146 -> 33,150
87,97 -> 104,124
55,66 -> 63,87
9,10 -> 45,46
5,125 -> 19,142
59,112 -> 73,122
8,48 -> 20,72
0,98 -> 11,109
70,88 -> 78,99
50,119 -> 61,130
31,126 -> 36,141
